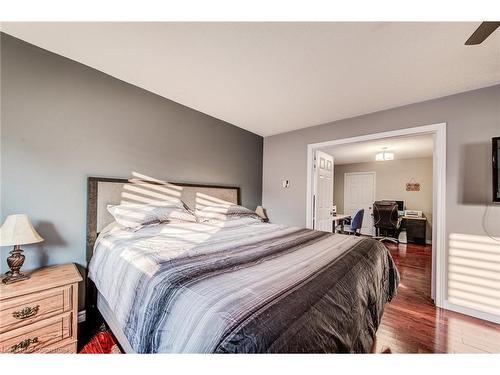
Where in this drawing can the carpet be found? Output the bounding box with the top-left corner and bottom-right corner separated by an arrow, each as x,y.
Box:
79,328 -> 123,354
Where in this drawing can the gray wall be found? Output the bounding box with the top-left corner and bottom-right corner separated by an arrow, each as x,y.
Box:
264,84 -> 500,320
263,84 -> 500,234
1,33 -> 263,278
333,157 -> 433,241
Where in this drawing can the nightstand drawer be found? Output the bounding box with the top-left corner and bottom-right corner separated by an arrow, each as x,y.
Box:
0,285 -> 72,333
0,312 -> 72,353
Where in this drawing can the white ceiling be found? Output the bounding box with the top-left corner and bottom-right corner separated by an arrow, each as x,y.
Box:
2,22 -> 499,136
321,134 -> 434,165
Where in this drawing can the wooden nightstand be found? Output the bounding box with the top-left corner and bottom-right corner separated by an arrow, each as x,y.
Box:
0,263 -> 82,353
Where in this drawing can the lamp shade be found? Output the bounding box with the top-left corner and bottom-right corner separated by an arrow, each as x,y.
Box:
0,214 -> 44,246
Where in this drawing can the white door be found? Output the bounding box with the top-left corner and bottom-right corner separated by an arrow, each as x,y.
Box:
344,172 -> 376,235
313,150 -> 334,232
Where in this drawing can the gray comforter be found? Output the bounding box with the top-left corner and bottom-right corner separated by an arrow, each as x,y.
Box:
89,217 -> 399,353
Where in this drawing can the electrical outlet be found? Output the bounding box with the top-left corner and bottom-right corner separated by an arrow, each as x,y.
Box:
282,180 -> 290,188
77,310 -> 86,323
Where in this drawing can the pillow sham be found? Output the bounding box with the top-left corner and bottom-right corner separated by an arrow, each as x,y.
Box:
195,204 -> 262,222
107,201 -> 196,228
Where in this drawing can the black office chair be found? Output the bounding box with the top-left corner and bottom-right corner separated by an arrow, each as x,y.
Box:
373,201 -> 401,243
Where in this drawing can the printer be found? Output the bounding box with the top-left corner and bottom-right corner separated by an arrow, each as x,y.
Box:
404,210 -> 423,218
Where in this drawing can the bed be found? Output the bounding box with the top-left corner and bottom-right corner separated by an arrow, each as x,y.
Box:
86,176 -> 399,353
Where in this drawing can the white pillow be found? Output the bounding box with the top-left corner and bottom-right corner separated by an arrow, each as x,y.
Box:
107,201 -> 196,228
195,204 -> 262,222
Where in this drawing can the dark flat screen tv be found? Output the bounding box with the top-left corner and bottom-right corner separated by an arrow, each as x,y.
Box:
494,137 -> 500,203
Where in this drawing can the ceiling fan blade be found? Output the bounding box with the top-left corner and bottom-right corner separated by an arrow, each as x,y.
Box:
465,21 -> 500,45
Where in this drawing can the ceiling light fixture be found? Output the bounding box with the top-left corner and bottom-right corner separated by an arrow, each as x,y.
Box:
375,147 -> 394,161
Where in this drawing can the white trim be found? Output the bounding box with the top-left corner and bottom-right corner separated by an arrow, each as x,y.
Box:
342,171 -> 377,176
306,123 -> 447,309
432,123 -> 447,307
442,301 -> 500,325
343,172 -> 376,236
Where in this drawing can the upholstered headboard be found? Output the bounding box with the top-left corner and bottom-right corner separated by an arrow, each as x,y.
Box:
84,176 -> 240,326
86,176 -> 240,263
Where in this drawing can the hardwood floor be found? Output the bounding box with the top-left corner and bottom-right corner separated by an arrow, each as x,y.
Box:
376,242 -> 500,353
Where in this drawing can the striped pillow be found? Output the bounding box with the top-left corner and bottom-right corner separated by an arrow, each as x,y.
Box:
108,201 -> 196,228
195,204 -> 261,222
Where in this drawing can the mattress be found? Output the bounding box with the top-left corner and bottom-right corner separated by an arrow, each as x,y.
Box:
97,291 -> 135,354
89,217 -> 399,353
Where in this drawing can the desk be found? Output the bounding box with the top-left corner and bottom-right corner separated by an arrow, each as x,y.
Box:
401,216 -> 427,244
332,214 -> 351,234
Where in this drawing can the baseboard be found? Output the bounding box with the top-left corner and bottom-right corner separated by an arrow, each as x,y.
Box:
443,300 -> 500,325
78,310 -> 86,323
426,239 -> 432,245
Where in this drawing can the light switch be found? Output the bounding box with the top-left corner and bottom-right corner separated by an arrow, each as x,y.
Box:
282,180 -> 290,188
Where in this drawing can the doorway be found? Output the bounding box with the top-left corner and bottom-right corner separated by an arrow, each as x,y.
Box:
305,123 -> 446,308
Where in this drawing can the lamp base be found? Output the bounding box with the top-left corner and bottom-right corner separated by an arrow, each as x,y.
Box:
2,273 -> 30,284
2,245 -> 31,284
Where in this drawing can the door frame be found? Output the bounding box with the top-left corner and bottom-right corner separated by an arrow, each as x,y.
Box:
343,171 -> 376,235
305,122 -> 446,308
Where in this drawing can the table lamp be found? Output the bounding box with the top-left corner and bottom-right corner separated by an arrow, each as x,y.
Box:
0,214 -> 44,284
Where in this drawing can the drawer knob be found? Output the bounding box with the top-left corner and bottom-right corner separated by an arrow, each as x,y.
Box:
12,305 -> 40,320
10,337 -> 39,353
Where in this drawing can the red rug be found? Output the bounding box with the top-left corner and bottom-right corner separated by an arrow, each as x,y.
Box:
79,329 -> 123,354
